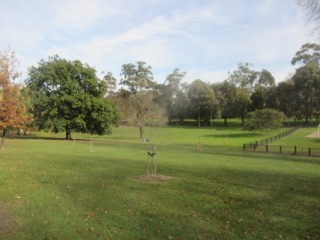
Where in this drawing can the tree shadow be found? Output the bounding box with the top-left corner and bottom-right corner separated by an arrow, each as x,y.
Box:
201,133 -> 261,138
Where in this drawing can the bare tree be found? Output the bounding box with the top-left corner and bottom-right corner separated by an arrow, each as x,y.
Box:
298,0 -> 320,34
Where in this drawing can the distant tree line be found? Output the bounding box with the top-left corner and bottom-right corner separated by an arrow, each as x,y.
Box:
108,43 -> 320,134
1,43 -> 320,142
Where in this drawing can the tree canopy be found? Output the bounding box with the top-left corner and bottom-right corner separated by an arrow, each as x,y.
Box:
26,55 -> 118,139
119,61 -> 163,139
244,108 -> 285,131
0,48 -> 32,148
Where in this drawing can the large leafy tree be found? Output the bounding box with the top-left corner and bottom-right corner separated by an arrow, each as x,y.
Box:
235,88 -> 252,126
274,80 -> 296,119
120,61 -> 155,93
292,62 -> 320,123
291,43 -> 320,66
187,79 -> 217,127
171,89 -> 189,125
0,48 -> 32,148
154,68 -> 186,123
26,55 -> 118,139
120,61 -> 163,139
251,69 -> 276,110
212,80 -> 237,126
244,109 -> 285,131
290,43 -> 320,123
227,62 -> 258,90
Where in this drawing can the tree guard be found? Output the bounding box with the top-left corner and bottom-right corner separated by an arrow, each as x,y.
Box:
147,145 -> 157,176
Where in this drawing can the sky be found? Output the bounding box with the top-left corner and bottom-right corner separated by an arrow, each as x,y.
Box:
0,0 -> 317,85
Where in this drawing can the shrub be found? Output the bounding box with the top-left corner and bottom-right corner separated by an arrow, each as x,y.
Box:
244,108 -> 286,131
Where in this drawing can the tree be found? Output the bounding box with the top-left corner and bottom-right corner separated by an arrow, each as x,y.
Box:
103,72 -> 117,96
244,109 -> 285,131
235,88 -> 252,126
171,89 -> 189,125
257,69 -> 275,88
297,0 -> 320,34
250,88 -> 266,110
251,69 -> 276,110
120,61 -> 155,93
212,80 -> 237,126
0,48 -> 32,148
154,68 -> 186,123
292,61 -> 320,123
187,80 -> 217,127
120,61 -> 162,139
228,63 -> 275,122
291,43 -> 320,66
26,55 -> 118,139
274,80 -> 296,120
227,62 -> 258,90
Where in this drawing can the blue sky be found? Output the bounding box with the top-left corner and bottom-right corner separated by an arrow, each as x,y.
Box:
0,0 -> 317,85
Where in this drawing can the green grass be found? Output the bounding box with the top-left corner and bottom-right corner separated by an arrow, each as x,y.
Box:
1,126 -> 320,239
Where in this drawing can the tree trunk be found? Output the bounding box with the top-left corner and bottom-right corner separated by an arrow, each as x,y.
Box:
198,112 -> 201,127
224,117 -> 228,127
139,126 -> 144,140
0,128 -> 7,149
65,130 -> 72,140
305,115 -> 309,124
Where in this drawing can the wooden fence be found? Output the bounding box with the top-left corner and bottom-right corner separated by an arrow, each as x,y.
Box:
243,143 -> 320,157
244,128 -> 298,148
241,127 -> 320,157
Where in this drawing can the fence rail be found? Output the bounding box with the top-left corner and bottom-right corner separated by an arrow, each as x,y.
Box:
245,128 -> 298,147
243,144 -> 320,157
241,127 -> 320,157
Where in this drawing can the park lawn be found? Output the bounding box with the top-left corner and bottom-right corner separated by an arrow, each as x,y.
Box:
0,126 -> 319,239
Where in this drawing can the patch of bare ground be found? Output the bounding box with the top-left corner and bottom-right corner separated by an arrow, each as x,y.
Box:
0,203 -> 17,238
307,132 -> 320,138
135,174 -> 173,181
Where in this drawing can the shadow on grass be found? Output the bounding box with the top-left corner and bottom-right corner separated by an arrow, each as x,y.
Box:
6,134 -> 64,141
201,133 -> 261,138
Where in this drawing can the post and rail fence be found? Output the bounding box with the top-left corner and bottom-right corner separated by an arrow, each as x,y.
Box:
242,127 -> 320,157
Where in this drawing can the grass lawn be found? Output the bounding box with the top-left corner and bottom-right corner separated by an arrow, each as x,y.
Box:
0,126 -> 320,239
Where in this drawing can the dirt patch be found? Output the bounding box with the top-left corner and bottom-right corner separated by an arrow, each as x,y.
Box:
134,174 -> 173,181
306,132 -> 320,138
0,204 -> 16,237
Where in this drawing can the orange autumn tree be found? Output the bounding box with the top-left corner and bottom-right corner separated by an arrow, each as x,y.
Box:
0,48 -> 32,149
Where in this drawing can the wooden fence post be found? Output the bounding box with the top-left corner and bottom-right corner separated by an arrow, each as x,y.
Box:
309,148 -> 311,156
266,145 -> 268,153
280,145 -> 282,154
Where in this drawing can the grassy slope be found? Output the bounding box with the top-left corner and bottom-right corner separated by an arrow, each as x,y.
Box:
0,126 -> 319,239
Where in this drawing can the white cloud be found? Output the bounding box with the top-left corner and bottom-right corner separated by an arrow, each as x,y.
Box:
0,0 -> 317,84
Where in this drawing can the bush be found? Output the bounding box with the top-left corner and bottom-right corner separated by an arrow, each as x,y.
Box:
244,108 -> 286,131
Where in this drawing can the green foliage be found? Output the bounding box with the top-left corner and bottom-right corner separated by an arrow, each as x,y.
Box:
292,61 -> 320,123
212,81 -> 237,126
25,55 -> 118,138
228,62 -> 258,90
188,79 -> 217,127
120,61 -> 155,93
154,68 -> 186,123
244,108 -> 285,131
235,88 -> 251,125
291,43 -> 320,66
